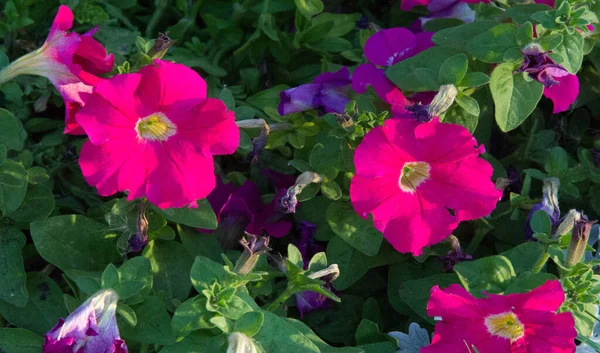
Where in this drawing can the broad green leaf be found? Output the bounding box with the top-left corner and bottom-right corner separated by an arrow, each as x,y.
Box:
0,328 -> 42,353
0,109 -> 26,151
152,198 -> 217,229
0,272 -> 67,336
178,225 -> 223,263
398,274 -> 459,322
439,54 -> 468,85
459,72 -> 490,87
490,64 -> 543,132
454,255 -> 517,296
143,240 -> 194,309
30,215 -> 121,272
254,311 -> 320,352
386,47 -> 462,92
326,201 -> 383,256
503,4 -> 553,23
0,227 -> 27,307
327,236 -> 376,290
190,256 -> 229,291
247,84 -> 289,111
466,24 -> 519,63
355,319 -> 396,345
530,210 -> 552,235
160,332 -> 221,353
501,242 -> 545,275
286,317 -> 364,353
8,182 -> 55,222
554,32 -> 584,74
455,92 -> 480,116
321,180 -> 342,200
119,296 -> 176,345
545,146 -> 569,176
504,272 -> 557,294
0,159 -> 28,216
432,21 -> 497,51
311,13 -> 361,37
172,297 -> 215,339
101,264 -> 120,289
118,256 -> 153,296
117,302 -> 137,326
294,196 -> 334,241
235,311 -> 264,337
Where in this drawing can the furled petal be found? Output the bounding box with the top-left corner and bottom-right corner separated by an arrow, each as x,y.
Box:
278,84 -> 322,115
543,73 -> 579,113
364,28 -> 417,67
313,67 -> 351,87
319,85 -> 350,113
47,5 -> 74,40
71,35 -> 115,85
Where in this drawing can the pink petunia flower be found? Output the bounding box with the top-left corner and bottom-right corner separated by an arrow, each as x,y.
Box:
352,28 -> 434,116
76,59 -> 239,209
349,118 -> 501,255
423,280 -> 576,353
0,6 -> 114,135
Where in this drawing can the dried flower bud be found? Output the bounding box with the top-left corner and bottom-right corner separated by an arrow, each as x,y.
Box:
227,332 -> 258,353
129,202 -> 149,252
554,209 -> 581,238
280,172 -> 324,214
148,32 -> 176,60
234,232 -> 271,275
566,217 -> 597,267
427,84 -> 457,117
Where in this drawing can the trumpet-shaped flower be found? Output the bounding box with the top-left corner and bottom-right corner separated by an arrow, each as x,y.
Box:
423,280 -> 576,353
43,289 -> 127,353
0,6 -> 114,135
76,60 -> 239,209
350,118 -> 501,255
278,67 -> 351,115
352,28 -> 433,116
518,45 -> 579,113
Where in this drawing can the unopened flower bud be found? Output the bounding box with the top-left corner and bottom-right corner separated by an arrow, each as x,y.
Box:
554,209 -> 581,238
280,172 -> 324,214
566,217 -> 597,267
148,32 -> 176,60
427,84 -> 457,117
129,202 -> 149,252
234,232 -> 271,275
227,332 -> 258,353
525,177 -> 560,239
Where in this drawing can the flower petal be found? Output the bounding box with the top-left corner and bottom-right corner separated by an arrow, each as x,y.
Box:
543,73 -> 579,114
364,28 -> 417,67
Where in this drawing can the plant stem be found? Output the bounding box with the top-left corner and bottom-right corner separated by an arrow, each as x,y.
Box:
523,118 -> 539,160
145,0 -> 169,38
265,288 -> 293,312
531,247 -> 550,273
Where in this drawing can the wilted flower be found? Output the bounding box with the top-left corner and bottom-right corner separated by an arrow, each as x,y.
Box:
0,6 -> 114,135
76,60 -> 239,209
280,172 -> 325,214
524,177 -> 560,239
351,28 -> 433,116
227,332 -> 258,353
278,67 -> 351,115
204,178 -> 292,243
43,289 -> 127,353
350,118 -> 501,255
518,44 -> 579,113
296,263 -> 339,319
567,216 -> 597,267
423,280 -> 576,353
235,233 -> 272,275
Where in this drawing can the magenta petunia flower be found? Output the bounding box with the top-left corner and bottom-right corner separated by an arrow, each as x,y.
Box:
205,177 -> 292,239
518,45 -> 579,113
278,67 -> 351,115
349,118 -> 501,255
43,289 -> 127,353
423,280 -> 576,353
352,28 -> 433,116
0,6 -> 114,135
76,59 -> 239,209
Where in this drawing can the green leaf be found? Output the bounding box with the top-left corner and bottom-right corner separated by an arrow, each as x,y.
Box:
0,159 -> 28,216
0,328 -> 42,353
504,4 -> 553,24
466,24 -> 519,63
171,297 -> 215,339
545,146 -> 569,176
504,272 -> 557,294
530,209 -> 552,235
288,243 -> 304,268
30,215 -> 121,272
490,64 -> 543,132
234,311 -> 264,337
439,54 -> 468,85
455,92 -> 480,117
113,281 -> 145,300
219,88 -> 236,110
143,240 -> 194,309
386,47 -> 462,92
309,140 -> 341,179
355,319 -> 395,345
247,85 -> 289,112
454,255 -> 517,296
152,198 -> 217,229
321,180 -> 342,200
8,182 -> 55,222
554,32 -> 584,74
0,272 -> 67,336
190,256 -> 230,292
0,109 -> 26,151
326,201 -> 383,256
501,242 -> 545,275
399,274 -> 459,322
117,302 -> 137,327
295,0 -> 324,18
254,311 -> 321,352
327,236 -> 376,290
178,224 -> 223,263
0,227 -> 27,307
432,21 -> 497,51
118,256 -> 153,296
120,296 -> 176,345
311,13 -> 361,37
160,332 -> 220,353
101,263 -> 120,289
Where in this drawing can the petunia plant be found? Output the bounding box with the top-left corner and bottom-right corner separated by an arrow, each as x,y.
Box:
0,0 -> 599,353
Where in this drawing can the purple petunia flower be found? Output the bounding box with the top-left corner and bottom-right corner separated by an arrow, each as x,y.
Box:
43,289 -> 127,353
524,178 -> 561,239
204,177 -> 293,242
351,28 -> 434,117
517,44 -> 580,113
278,67 -> 351,115
440,248 -> 473,272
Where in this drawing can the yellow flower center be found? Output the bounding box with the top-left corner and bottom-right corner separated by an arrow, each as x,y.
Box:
399,161 -> 430,193
135,112 -> 177,142
484,312 -> 525,341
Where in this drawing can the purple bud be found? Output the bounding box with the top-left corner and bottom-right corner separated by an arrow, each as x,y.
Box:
440,249 -> 473,272
234,233 -> 271,275
525,178 -> 560,239
518,45 -> 569,89
43,289 -> 127,353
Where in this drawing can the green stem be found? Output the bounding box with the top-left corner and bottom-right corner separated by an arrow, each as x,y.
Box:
145,0 -> 169,38
265,288 -> 293,312
523,118 -> 539,160
531,246 -> 550,273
